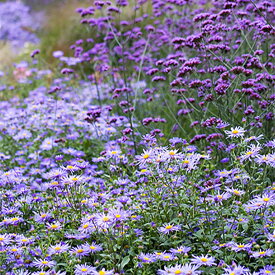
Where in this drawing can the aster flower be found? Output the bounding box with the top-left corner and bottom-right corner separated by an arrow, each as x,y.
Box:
34,212 -> 52,223
91,268 -> 114,275
82,242 -> 103,253
157,252 -> 175,261
267,230 -> 275,241
108,208 -> 131,221
31,272 -> 51,275
222,264 -> 250,275
255,154 -> 271,165
158,263 -> 201,275
32,258 -> 56,269
48,243 -> 70,255
136,149 -> 154,165
170,246 -> 191,254
70,245 -> 90,257
224,127 -> 246,138
244,135 -> 264,143
46,221 -> 62,230
75,264 -> 96,274
207,192 -> 231,203
158,224 -> 181,234
225,188 -> 245,196
239,144 -> 261,162
251,249 -> 274,258
0,234 -> 12,246
258,265 -> 275,274
191,255 -> 216,266
138,253 -> 156,263
16,235 -> 33,246
78,221 -> 96,234
9,245 -> 23,255
245,193 -> 275,211
230,242 -> 252,252
94,213 -> 114,229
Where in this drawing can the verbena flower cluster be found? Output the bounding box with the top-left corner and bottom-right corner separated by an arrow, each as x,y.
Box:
0,0 -> 274,274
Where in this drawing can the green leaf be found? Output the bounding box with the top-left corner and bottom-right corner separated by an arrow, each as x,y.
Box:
120,255 -> 130,269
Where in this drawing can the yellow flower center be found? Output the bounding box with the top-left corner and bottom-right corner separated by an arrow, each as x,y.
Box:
98,271 -> 106,275
232,130 -> 239,134
259,251 -> 266,255
67,165 -> 73,169
165,225 -> 173,229
143,154 -> 149,159
83,224 -> 89,229
81,268 -> 88,272
102,217 -> 109,222
246,151 -> 253,155
263,198 -> 270,202
51,225 -> 58,229
201,257 -> 208,262
90,246 -> 96,250
183,160 -> 189,164
169,151 -> 175,156
238,245 -> 244,248
41,214 -> 47,218
42,261 -> 48,264
77,249 -> 84,253
174,270 -> 182,274
54,247 -> 61,251
115,214 -> 121,218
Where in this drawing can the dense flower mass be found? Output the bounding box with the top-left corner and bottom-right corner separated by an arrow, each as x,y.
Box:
0,1 -> 40,48
0,0 -> 274,274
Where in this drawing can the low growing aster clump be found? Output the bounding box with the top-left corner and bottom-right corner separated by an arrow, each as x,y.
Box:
0,83 -> 274,273
0,0 -> 274,274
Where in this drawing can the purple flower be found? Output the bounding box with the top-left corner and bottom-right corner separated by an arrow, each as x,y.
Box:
158,224 -> 181,234
170,246 -> 191,254
32,258 -> 56,269
138,253 -> 156,263
251,249 -> 274,258
158,264 -> 201,275
75,264 -> 96,275
191,255 -> 216,266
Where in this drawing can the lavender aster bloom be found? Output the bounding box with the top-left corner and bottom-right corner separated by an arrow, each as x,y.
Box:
170,246 -> 191,254
32,258 -> 56,269
158,263 -> 201,274
251,249 -> 274,258
158,224 -> 181,234
75,264 -> 96,274
138,253 -> 156,263
191,255 -> 216,266
224,127 -> 246,138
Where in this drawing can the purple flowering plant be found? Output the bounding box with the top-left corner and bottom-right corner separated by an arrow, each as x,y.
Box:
0,0 -> 274,274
